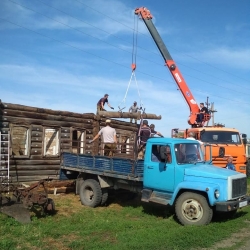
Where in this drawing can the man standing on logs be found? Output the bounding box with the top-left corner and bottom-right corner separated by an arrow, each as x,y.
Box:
97,94 -> 114,113
129,101 -> 140,124
90,119 -> 117,157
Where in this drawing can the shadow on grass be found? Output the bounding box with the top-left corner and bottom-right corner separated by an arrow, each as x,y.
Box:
106,189 -> 175,219
212,210 -> 248,223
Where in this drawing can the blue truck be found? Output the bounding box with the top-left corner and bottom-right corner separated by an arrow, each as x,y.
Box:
60,138 -> 250,225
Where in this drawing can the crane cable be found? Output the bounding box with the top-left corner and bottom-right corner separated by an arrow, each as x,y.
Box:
118,15 -> 144,111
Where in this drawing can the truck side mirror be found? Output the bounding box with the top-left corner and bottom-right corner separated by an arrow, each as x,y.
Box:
218,147 -> 225,158
242,134 -> 247,138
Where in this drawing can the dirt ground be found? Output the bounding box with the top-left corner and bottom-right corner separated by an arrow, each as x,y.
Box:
201,224 -> 250,250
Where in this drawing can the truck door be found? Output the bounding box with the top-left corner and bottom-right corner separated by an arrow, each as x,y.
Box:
143,144 -> 175,192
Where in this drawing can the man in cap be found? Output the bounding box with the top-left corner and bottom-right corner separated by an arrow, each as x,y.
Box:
90,119 -> 117,157
97,94 -> 114,113
138,120 -> 151,159
129,101 -> 140,124
150,124 -> 164,137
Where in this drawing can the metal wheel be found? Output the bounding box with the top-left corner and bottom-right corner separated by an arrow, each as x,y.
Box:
79,179 -> 102,208
175,192 -> 213,225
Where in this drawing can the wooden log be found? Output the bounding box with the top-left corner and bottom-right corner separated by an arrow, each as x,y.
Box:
31,142 -> 42,148
30,136 -> 42,142
10,165 -> 61,170
0,122 -> 9,128
99,122 -> 138,132
2,116 -> 94,128
29,155 -> 60,160
2,110 -> 95,125
47,186 -> 75,194
97,111 -> 162,120
9,170 -> 59,176
31,131 -> 43,137
47,180 -> 75,188
30,148 -> 42,155
1,102 -> 96,119
7,159 -> 61,165
9,175 -> 59,183
31,125 -> 43,131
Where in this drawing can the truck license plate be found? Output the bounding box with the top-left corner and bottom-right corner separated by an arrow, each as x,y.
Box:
239,201 -> 248,208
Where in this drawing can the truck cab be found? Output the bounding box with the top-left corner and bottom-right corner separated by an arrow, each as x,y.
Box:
141,138 -> 249,225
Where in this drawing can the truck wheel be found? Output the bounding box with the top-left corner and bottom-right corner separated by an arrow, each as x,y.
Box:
101,188 -> 109,206
175,192 -> 213,226
79,179 -> 102,208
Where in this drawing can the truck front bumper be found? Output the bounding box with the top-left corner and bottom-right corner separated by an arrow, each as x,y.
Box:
215,196 -> 250,212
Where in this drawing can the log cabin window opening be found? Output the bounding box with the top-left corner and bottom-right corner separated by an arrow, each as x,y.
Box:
44,128 -> 59,156
72,130 -> 85,154
11,126 -> 30,157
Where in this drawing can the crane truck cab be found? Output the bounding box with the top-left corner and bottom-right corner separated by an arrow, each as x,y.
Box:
172,128 -> 247,174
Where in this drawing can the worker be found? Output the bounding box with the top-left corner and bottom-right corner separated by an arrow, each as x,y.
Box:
90,119 -> 117,157
186,131 -> 203,145
138,120 -> 151,159
97,94 -> 114,113
196,103 -> 209,124
225,156 -> 236,171
129,101 -> 140,124
150,124 -> 164,137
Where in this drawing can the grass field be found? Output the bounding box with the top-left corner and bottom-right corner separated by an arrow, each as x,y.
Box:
1,180 -> 250,250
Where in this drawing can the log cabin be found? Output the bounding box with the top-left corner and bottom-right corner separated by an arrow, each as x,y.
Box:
0,100 -> 161,184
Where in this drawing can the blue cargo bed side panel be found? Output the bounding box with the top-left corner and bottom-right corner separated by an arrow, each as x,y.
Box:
62,152 -> 78,168
61,153 -> 144,177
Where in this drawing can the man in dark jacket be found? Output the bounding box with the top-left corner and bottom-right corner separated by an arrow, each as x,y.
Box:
97,94 -> 114,113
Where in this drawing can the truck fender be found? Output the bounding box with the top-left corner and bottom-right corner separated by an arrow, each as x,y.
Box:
98,176 -> 113,188
169,181 -> 220,206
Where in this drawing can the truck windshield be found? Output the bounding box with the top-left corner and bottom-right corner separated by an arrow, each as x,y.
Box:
174,143 -> 204,164
200,131 -> 241,145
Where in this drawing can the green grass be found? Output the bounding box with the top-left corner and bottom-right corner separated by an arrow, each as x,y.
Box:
1,181 -> 250,250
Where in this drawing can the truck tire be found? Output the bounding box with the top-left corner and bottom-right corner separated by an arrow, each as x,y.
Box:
79,179 -> 102,208
175,192 -> 213,226
101,188 -> 109,206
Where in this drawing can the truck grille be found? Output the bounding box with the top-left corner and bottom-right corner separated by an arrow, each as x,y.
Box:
232,177 -> 247,198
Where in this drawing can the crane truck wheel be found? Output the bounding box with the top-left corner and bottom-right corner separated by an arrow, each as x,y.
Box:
79,179 -> 102,208
175,192 -> 213,226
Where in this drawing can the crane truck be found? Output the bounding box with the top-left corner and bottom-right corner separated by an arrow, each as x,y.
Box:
134,7 -> 247,174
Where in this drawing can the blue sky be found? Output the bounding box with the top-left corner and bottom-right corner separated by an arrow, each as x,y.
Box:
1,0 -> 250,137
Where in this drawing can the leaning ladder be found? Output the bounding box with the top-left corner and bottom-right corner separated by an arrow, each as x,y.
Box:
0,131 -> 10,183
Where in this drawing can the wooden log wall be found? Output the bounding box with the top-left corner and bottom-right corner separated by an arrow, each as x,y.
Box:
0,100 -> 142,184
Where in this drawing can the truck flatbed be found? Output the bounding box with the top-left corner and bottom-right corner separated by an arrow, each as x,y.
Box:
60,152 -> 144,182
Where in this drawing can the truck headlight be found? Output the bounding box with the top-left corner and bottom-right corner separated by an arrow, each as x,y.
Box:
214,189 -> 220,199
